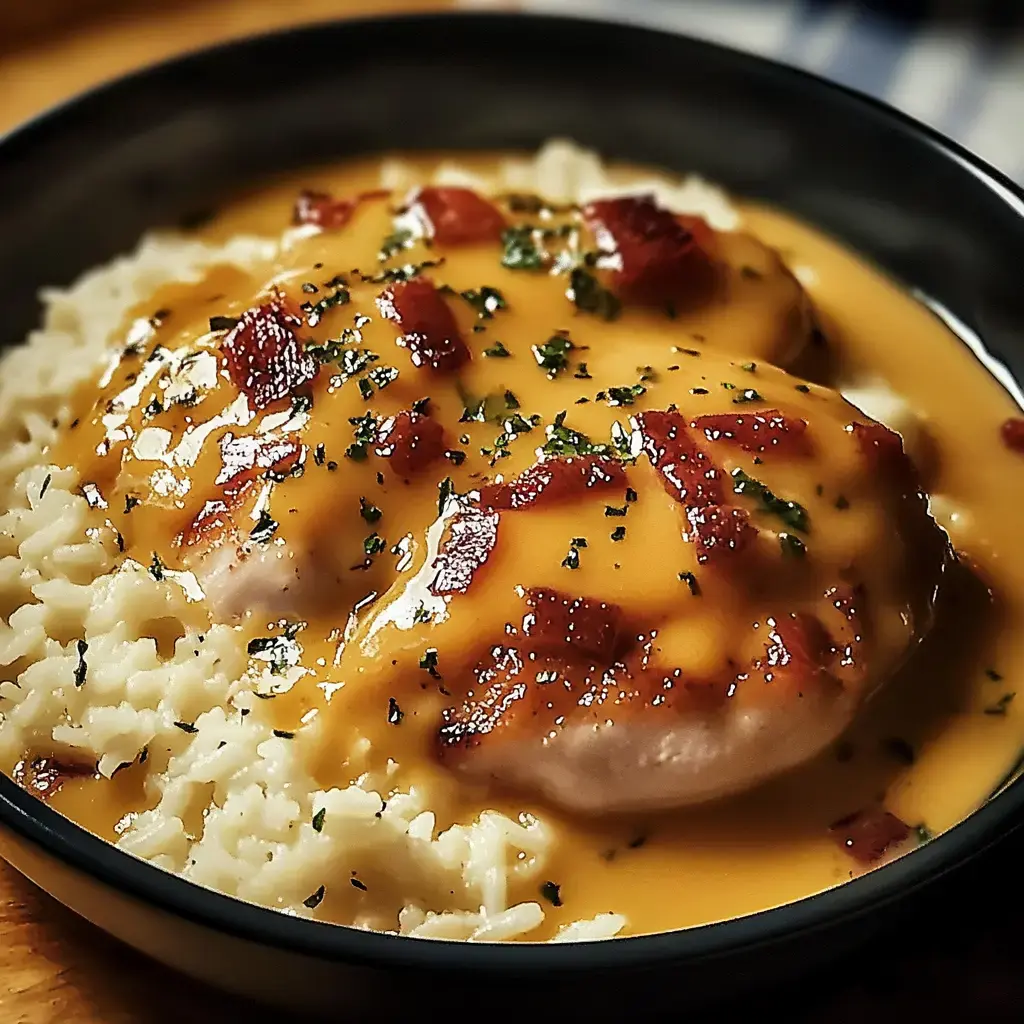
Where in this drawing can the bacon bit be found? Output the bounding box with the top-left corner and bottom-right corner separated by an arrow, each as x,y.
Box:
478,456 -> 626,511
216,435 -> 303,495
1000,417 -> 1024,454
293,190 -> 357,230
293,188 -> 390,230
12,756 -> 95,800
686,504 -> 755,563
850,421 -> 907,471
584,195 -> 715,305
829,808 -> 910,864
637,409 -> 724,507
374,409 -> 446,477
692,410 -> 810,456
221,300 -> 318,410
410,187 -> 505,245
523,588 -> 623,660
430,508 -> 500,595
376,277 -> 469,373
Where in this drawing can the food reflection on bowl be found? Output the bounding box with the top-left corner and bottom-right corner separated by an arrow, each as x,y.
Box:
2,134 -> 1020,947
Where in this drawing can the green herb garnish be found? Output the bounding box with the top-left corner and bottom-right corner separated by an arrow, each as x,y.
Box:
732,469 -> 810,533
568,268 -> 620,320
501,226 -> 545,271
532,333 -> 575,377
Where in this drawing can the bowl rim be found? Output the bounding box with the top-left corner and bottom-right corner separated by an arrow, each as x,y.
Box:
1,7 -> 1023,973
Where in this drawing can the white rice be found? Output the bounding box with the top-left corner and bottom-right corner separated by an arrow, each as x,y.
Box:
0,140 -> 730,941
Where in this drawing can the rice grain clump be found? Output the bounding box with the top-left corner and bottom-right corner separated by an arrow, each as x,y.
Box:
0,140 -> 732,941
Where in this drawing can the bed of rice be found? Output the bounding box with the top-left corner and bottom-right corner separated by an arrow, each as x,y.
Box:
0,141 -> 737,941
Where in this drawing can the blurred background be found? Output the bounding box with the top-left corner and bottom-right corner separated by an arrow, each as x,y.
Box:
2,0 -> 1023,182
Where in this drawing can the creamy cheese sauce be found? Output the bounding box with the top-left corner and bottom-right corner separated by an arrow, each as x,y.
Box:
15,153 -> 1024,939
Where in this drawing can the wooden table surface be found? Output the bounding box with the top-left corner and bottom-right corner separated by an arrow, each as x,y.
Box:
2,2 -> 1022,1020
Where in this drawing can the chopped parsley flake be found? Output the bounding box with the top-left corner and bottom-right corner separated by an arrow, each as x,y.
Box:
605,384 -> 646,407
363,533 -> 386,556
368,365 -> 400,391
437,477 -> 455,516
610,526 -> 626,541
574,362 -> 592,380
677,571 -> 700,596
741,362 -> 757,372
250,510 -> 279,544
148,553 -> 165,582
303,885 -> 326,910
174,721 -> 198,734
605,505 -> 627,517
501,226 -> 545,271
542,411 -> 611,458
388,697 -> 405,725
567,268 -> 621,320
460,286 -> 507,319
532,334 -> 575,377
345,413 -> 379,461
208,315 -> 238,332
539,881 -> 563,906
301,286 -> 350,327
625,488 -> 638,503
359,497 -> 382,524
247,624 -> 303,676
312,808 -> 326,833
351,877 -> 369,891
561,538 -> 586,570
732,388 -> 764,404
379,228 -> 413,261
419,649 -> 441,678
314,443 -> 326,466
273,729 -> 295,740
483,340 -> 511,358
732,469 -> 809,533
73,639 -> 88,687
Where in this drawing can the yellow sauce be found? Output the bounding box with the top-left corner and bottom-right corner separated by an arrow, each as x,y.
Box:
14,153 -> 1024,938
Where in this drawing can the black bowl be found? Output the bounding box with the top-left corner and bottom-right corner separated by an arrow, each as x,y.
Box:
2,11 -> 1023,1016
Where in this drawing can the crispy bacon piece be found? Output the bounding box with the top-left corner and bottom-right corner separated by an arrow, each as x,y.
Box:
293,188 -> 390,230
522,588 -> 623,660
216,435 -> 304,495
376,277 -> 469,373
637,409 -> 724,507
692,410 -> 810,456
830,808 -> 910,864
850,421 -> 908,470
293,190 -> 356,230
410,186 -> 505,246
478,455 -> 626,511
429,508 -> 500,595
374,410 -> 445,478
12,756 -> 95,800
584,195 -> 715,305
686,504 -> 756,563
1000,417 -> 1024,454
220,300 -> 318,411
